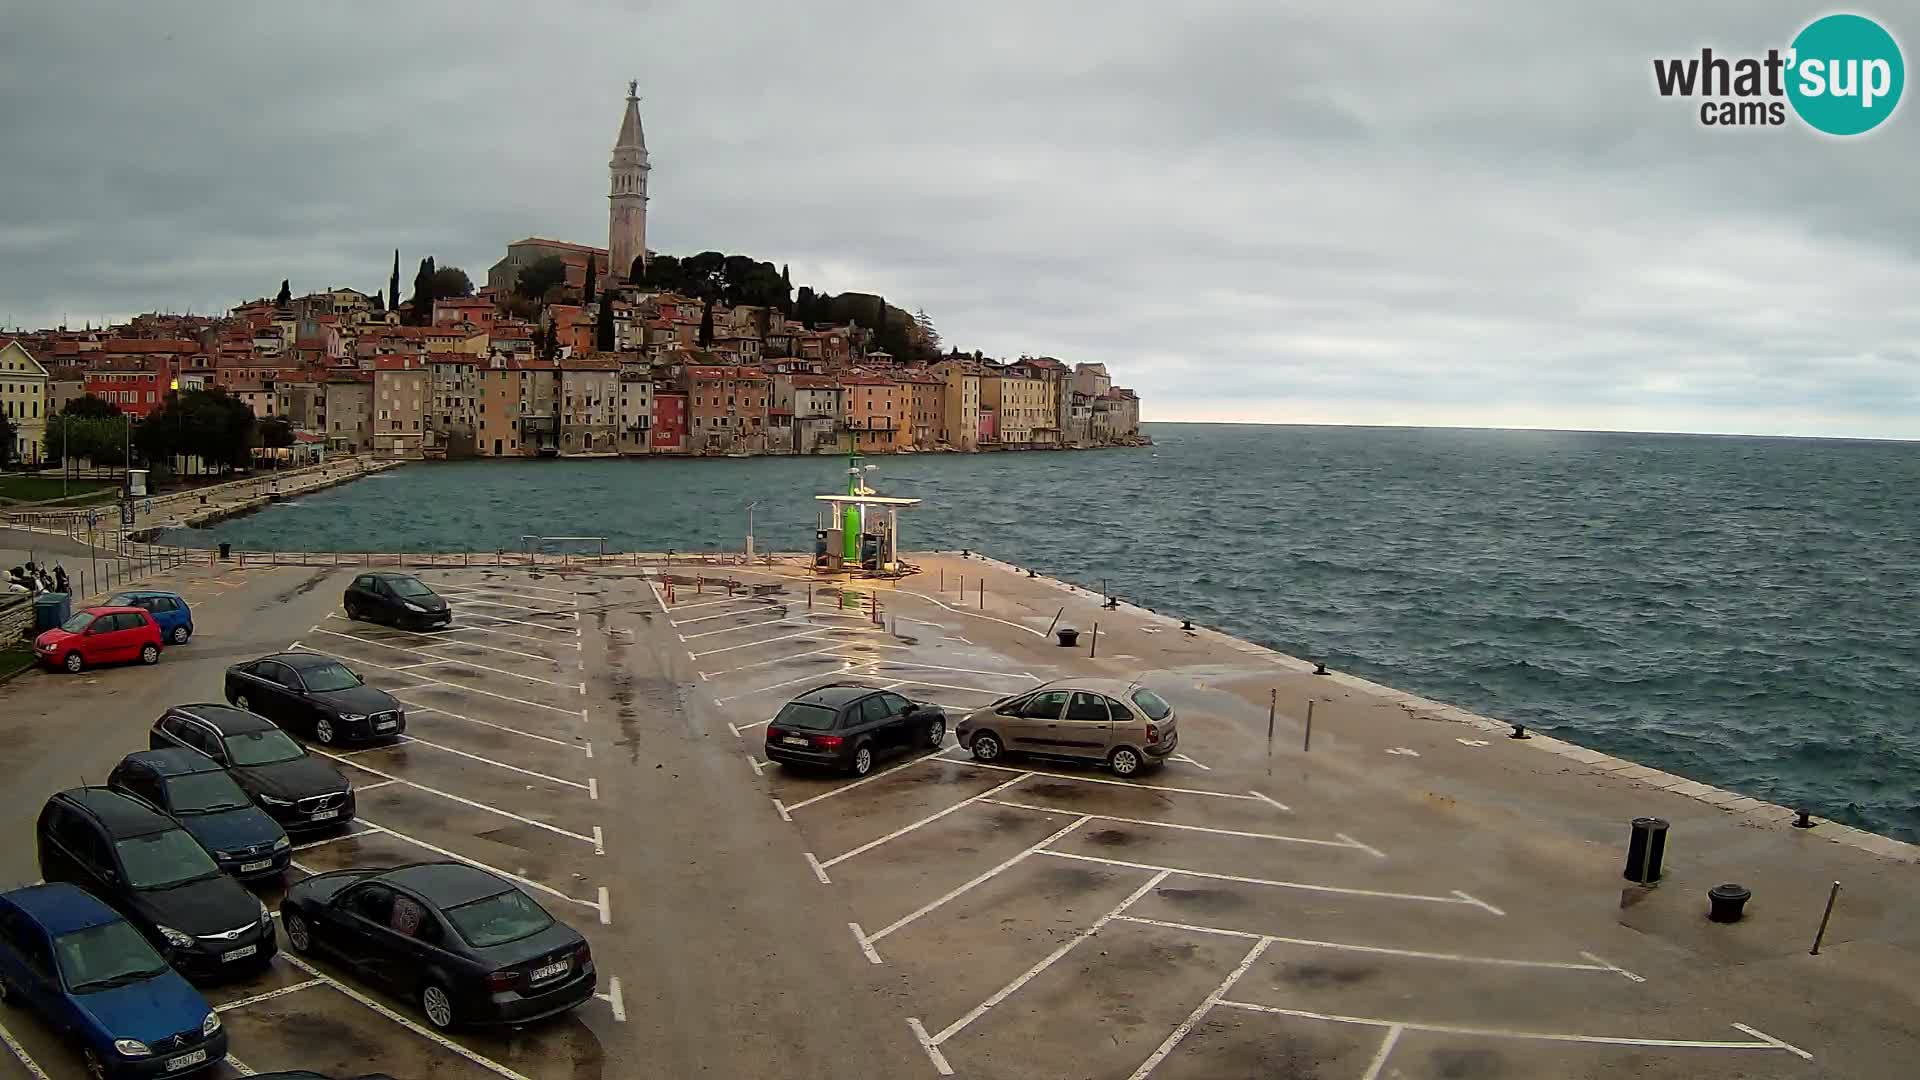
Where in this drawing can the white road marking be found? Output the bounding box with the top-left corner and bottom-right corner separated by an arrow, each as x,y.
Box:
746,755 -> 766,776
805,851 -> 831,884
820,775 -> 1030,869
1336,832 -> 1388,859
445,595 -> 579,619
327,614 -> 571,660
1114,916 -> 1626,975
680,616 -> 793,639
314,627 -> 578,688
0,1015 -> 50,1080
369,735 -> 590,789
1452,889 -> 1506,916
849,922 -> 883,964
1126,937 -> 1272,1080
868,815 -> 1093,950
280,953 -> 537,1080
1361,1024 -> 1404,1080
351,820 -> 600,912
669,604 -> 780,625
1037,849 -> 1501,912
1248,789 -> 1292,812
226,1054 -> 258,1076
857,660 -> 1038,681
1212,1001 -> 1813,1059
1579,951 -> 1647,983
311,749 -> 598,845
433,577 -> 579,599
291,825 -> 376,851
930,871 -> 1170,1046
880,677 -> 1012,698
390,698 -> 583,750
1171,753 -> 1210,770
892,587 -> 1047,638
215,978 -> 327,1013
664,594 -> 767,613
772,798 -> 792,822
440,621 -> 582,648
593,825 -> 605,855
907,1018 -> 954,1076
712,662 -> 883,703
983,798 -> 1360,850
353,779 -> 398,791
696,642 -> 858,678
1386,747 -> 1422,756
454,609 -> 583,636
437,587 -> 576,613
588,777 -> 599,800
598,886 -> 611,925
781,751 -> 949,812
602,977 -> 627,1022
291,646 -> 583,717
690,628 -> 831,658
944,754 -> 1263,802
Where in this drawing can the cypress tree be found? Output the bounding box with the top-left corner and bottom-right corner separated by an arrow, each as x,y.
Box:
583,258 -> 597,306
597,293 -> 616,351
390,250 -> 400,316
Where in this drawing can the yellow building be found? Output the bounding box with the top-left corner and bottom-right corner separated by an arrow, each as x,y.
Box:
0,339 -> 50,464
931,360 -> 980,451
982,369 -> 1048,447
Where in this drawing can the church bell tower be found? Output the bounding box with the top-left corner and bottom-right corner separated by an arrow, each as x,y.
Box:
609,80 -> 650,283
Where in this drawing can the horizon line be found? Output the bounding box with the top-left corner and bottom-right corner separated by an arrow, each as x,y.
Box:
1137,418 -> 1920,446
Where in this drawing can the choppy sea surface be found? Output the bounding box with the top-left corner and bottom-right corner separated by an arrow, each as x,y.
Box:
166,424 -> 1920,840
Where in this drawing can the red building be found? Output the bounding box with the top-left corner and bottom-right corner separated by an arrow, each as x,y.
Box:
650,391 -> 687,451
84,357 -> 177,417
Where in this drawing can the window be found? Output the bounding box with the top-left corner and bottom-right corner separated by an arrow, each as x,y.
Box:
115,830 -> 220,889
879,692 -> 914,714
445,888 -> 553,947
346,884 -> 396,925
222,729 -> 304,766
1130,689 -> 1172,721
1066,692 -> 1110,722
1021,691 -> 1070,720
55,921 -> 168,991
859,696 -> 893,725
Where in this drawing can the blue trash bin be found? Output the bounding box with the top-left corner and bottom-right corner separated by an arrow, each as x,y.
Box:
33,592 -> 72,634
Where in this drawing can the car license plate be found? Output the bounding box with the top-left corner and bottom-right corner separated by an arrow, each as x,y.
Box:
782,736 -> 810,747
221,944 -> 257,963
310,808 -> 340,821
531,959 -> 569,981
376,719 -> 398,731
240,859 -> 273,873
165,1049 -> 208,1072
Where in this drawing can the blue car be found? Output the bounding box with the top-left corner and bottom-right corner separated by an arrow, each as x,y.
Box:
107,750 -> 292,881
0,883 -> 228,1078
106,591 -> 193,646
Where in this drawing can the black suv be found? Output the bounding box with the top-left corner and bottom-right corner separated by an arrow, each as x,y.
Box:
224,652 -> 405,746
107,749 -> 292,881
344,573 -> 451,630
35,788 -> 277,980
149,705 -> 356,833
764,683 -> 948,776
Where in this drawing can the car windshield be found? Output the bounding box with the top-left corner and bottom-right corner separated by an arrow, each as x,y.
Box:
164,771 -> 252,815
388,577 -> 435,598
115,829 -> 221,890
299,662 -> 362,693
106,594 -> 136,606
1131,688 -> 1173,720
774,701 -> 838,730
60,612 -> 95,633
55,921 -> 169,992
446,888 -> 553,947
223,729 -> 305,766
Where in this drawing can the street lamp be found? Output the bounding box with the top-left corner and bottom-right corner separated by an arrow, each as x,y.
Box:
744,500 -> 759,561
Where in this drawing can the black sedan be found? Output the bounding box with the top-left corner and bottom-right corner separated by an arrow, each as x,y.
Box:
281,863 -> 594,1031
764,683 -> 948,776
107,749 -> 292,881
149,705 -> 356,834
344,572 -> 452,630
224,652 -> 405,746
36,788 -> 277,981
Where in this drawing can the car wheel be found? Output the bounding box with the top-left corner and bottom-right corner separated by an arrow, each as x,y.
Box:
234,693 -> 251,713
344,601 -> 360,621
421,981 -> 456,1030
1109,746 -> 1143,778
83,1048 -> 107,1080
924,717 -> 947,749
63,651 -> 84,674
284,911 -> 312,953
0,972 -> 12,1003
970,731 -> 1003,763
140,643 -> 160,665
848,744 -> 874,777
314,717 -> 337,745
172,624 -> 191,644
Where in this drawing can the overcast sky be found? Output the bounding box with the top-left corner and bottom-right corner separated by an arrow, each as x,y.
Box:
3,1 -> 1916,437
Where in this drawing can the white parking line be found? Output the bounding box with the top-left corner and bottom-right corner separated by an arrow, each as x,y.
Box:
445,596 -> 579,619
681,616 -> 794,640
670,604 -> 781,625
819,775 -> 1029,869
859,660 -> 1038,682
746,755 -> 767,777
1360,1024 -> 1404,1080
925,870 -> 1170,1048
454,609 -> 583,636
214,978 -> 327,1013
804,851 -> 831,884
352,820 -> 601,913
1172,753 -> 1210,771
1210,1002 -> 1812,1060
389,698 -> 584,750
1127,936 -> 1272,1080
0,1015 -> 49,1080
280,953 -> 537,1080
437,621 -> 582,648
712,662 -> 882,704
849,922 -> 883,965
865,815 -> 1094,955
364,735 -> 591,790
599,977 -> 627,1022
293,644 -> 584,718
226,1053 -> 258,1076
699,642 -> 897,679
982,799 -> 1364,851
942,754 -> 1268,802
1036,849 -> 1501,912
311,749 -> 597,845
781,750 -> 948,812
291,825 -> 375,851
1112,916 -> 1629,976
892,588 -> 1048,638
437,587 -> 576,614
330,614 -> 571,661
314,627 -> 578,688
664,594 -> 767,613
689,628 -> 829,658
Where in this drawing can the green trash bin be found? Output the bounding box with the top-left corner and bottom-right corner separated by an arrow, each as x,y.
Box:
33,592 -> 72,634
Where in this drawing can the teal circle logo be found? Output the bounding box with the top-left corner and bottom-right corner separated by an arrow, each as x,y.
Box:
1787,14 -> 1905,135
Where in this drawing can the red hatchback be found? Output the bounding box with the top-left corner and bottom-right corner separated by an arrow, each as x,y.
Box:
34,606 -> 164,673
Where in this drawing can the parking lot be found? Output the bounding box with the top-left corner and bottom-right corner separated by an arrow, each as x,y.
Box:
652,563 -> 1827,1080
0,565 -> 622,1080
3,555 -> 1897,1078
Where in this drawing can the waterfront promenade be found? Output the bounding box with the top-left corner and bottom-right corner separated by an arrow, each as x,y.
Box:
0,550 -> 1911,1078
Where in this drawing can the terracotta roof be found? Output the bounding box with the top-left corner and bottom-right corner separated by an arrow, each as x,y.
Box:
510,237 -> 609,256
372,356 -> 420,371
560,356 -> 619,371
101,339 -> 195,353
790,375 -> 840,389
687,365 -> 770,381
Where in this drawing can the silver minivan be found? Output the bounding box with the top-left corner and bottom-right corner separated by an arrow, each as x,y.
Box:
955,678 -> 1178,777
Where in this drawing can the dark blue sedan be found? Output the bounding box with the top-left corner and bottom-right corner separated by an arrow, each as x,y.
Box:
107,750 -> 292,881
0,883 -> 228,1077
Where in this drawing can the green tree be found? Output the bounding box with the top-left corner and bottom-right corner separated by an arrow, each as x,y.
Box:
0,409 -> 15,466
637,253 -> 681,291
582,258 -> 597,306
516,256 -> 568,303
259,416 -> 295,449
61,395 -> 121,419
389,249 -> 401,315
698,297 -> 714,348
597,292 -> 616,352
428,265 -> 473,299
913,308 -> 940,355
795,286 -> 815,325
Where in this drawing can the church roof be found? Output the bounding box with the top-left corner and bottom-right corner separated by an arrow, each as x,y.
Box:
615,84 -> 646,150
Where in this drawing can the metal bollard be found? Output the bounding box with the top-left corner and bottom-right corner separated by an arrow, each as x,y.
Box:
1810,881 -> 1841,954
1089,622 -> 1099,658
1624,817 -> 1670,884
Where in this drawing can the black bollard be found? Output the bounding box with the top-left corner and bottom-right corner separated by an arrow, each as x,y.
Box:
1707,883 -> 1751,923
1313,661 -> 1328,675
1510,723 -> 1532,740
1027,569 -> 1036,578
1624,817 -> 1670,884
1793,808 -> 1815,829
1181,618 -> 1193,631
1056,628 -> 1079,648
